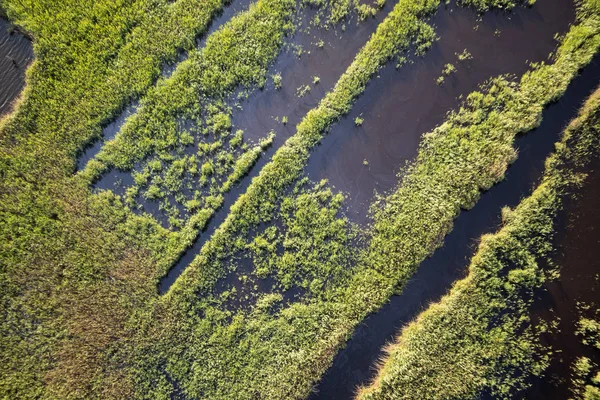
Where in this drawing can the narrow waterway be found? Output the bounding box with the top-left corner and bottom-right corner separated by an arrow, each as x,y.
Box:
310,15 -> 600,400
523,157 -> 600,399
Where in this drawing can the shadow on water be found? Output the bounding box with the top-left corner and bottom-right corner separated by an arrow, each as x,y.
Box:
0,16 -> 33,117
310,17 -> 600,400
158,3 -> 392,292
523,160 -> 600,398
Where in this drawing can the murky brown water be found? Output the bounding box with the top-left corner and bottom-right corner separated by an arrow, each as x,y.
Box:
0,17 -> 33,117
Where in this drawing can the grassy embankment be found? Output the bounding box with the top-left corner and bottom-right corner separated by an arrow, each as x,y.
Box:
0,0 -> 369,396
0,0 -> 240,397
79,0 -> 295,238
124,0 -> 600,398
357,84 -> 600,399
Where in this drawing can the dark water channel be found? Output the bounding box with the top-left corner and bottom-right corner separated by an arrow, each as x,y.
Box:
306,0 -> 576,225
523,156 -> 600,399
309,4 -> 600,400
0,16 -> 33,118
311,54 -> 600,399
158,1 -> 392,291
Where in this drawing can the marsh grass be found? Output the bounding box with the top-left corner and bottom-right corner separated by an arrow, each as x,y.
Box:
357,84 -> 600,400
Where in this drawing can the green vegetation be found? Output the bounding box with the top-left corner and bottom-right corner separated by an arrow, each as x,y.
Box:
357,84 -> 600,400
272,72 -> 283,88
82,0 -> 294,176
303,0 -> 385,26
221,130 -> 275,192
120,2 -> 600,399
0,0 -> 414,392
2,0 -> 229,165
571,308 -> 600,399
456,48 -> 473,61
0,0 -> 235,396
296,83 -> 312,96
437,62 -> 456,84
1,0 -> 598,397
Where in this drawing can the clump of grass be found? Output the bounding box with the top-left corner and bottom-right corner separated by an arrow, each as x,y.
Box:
221,131 -> 275,193
456,48 -> 473,61
355,116 -> 365,126
436,63 -> 458,84
272,72 -> 282,89
296,84 -> 311,97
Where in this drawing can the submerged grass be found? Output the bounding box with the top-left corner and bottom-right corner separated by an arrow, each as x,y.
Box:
357,86 -> 600,399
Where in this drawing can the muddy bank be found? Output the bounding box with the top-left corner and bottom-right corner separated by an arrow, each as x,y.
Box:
310,28 -> 600,400
523,161 -> 600,398
306,0 -> 576,225
0,17 -> 33,118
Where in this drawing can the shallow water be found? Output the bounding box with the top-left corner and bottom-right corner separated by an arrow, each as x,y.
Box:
305,0 -> 576,225
523,158 -> 600,398
0,17 -> 33,117
310,7 -> 600,400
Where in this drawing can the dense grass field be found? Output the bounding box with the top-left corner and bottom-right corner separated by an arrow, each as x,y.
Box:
1,0 -> 600,398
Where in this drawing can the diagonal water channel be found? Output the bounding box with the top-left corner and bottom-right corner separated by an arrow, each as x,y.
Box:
157,2 -> 392,292
305,0 -> 577,225
309,51 -> 600,400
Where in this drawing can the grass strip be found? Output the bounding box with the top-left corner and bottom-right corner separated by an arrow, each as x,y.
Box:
133,3 -> 600,398
356,84 -> 600,400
